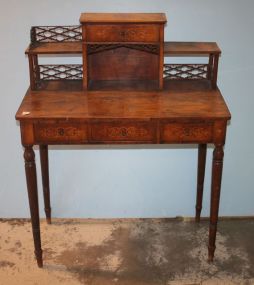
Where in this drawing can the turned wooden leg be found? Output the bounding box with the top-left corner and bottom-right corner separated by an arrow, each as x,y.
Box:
39,145 -> 51,224
24,146 -> 43,268
208,144 -> 224,262
195,144 -> 207,222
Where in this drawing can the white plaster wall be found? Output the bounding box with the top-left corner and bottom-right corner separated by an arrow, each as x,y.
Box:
0,0 -> 253,218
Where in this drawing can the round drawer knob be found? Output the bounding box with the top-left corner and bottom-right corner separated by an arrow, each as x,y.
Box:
58,128 -> 65,136
121,128 -> 128,137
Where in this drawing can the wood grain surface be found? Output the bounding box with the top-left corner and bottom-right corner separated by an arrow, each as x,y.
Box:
16,81 -> 230,121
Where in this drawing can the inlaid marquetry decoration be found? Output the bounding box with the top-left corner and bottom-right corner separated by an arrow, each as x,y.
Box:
101,126 -> 149,138
91,123 -> 155,142
115,29 -> 147,41
30,25 -> 82,44
35,124 -> 88,143
164,64 -> 208,80
161,123 -> 213,143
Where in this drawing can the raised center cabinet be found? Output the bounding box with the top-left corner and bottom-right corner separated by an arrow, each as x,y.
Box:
80,13 -> 167,90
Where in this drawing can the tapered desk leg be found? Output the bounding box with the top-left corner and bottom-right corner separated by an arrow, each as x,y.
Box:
208,144 -> 224,262
24,146 -> 43,268
195,144 -> 207,222
39,145 -> 51,224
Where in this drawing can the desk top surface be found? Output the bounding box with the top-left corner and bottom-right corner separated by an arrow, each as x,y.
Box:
16,81 -> 231,121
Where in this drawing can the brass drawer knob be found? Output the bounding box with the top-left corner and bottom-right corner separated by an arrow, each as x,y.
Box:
58,128 -> 65,136
121,128 -> 128,137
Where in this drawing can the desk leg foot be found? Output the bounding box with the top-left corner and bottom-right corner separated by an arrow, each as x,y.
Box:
37,257 -> 43,268
24,146 -> 43,268
208,245 -> 215,263
46,217 -> 51,225
34,230 -> 43,268
208,144 -> 224,262
39,145 -> 51,224
195,144 -> 207,222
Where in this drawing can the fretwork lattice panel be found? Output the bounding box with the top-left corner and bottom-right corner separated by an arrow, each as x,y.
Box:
31,26 -> 82,43
87,44 -> 159,55
164,64 -> 208,80
38,65 -> 83,80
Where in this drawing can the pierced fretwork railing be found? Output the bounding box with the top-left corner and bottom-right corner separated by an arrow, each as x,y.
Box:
32,63 -> 210,89
163,64 -> 209,80
38,65 -> 83,81
30,25 -> 82,45
32,64 -> 83,89
87,44 -> 159,55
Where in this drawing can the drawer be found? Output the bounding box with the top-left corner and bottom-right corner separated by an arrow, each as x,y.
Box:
84,24 -> 160,42
160,122 -> 213,143
34,123 -> 88,144
90,121 -> 156,143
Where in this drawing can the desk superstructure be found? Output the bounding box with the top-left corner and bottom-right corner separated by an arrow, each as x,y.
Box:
16,13 -> 231,267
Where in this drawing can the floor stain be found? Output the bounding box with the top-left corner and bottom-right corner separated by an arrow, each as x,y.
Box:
54,220 -> 254,284
0,261 -> 15,268
0,218 -> 254,285
0,218 -> 28,226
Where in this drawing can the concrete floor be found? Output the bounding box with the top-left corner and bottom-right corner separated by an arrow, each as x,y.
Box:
0,218 -> 254,285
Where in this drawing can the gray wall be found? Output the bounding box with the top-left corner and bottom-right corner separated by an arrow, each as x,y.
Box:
1,0 -> 253,218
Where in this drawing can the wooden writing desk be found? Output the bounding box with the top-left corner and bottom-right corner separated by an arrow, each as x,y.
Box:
16,13 -> 231,268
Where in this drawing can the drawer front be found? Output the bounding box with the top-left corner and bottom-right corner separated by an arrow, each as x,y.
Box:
34,123 -> 88,144
85,24 -> 160,42
161,122 -> 213,143
91,121 -> 155,143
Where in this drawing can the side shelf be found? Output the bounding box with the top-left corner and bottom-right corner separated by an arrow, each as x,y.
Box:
164,41 -> 221,55
26,41 -> 221,56
25,42 -> 82,55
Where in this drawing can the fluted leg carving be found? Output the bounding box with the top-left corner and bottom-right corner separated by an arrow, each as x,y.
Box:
195,144 -> 207,222
39,145 -> 51,224
208,144 -> 224,262
24,146 -> 43,268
